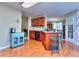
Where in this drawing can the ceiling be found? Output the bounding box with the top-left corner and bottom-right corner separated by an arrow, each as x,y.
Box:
2,2 -> 79,17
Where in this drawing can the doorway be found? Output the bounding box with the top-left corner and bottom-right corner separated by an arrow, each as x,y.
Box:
21,16 -> 28,38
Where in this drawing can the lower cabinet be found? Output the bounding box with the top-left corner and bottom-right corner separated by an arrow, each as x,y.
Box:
29,30 -> 50,49
29,31 -> 41,40
10,32 -> 24,48
42,32 -> 50,50
29,31 -> 35,39
40,31 -> 44,41
29,30 -> 59,50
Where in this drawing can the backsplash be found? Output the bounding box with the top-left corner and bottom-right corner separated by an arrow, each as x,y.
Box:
30,27 -> 45,31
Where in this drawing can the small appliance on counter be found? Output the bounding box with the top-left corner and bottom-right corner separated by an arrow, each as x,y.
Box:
10,28 -> 24,48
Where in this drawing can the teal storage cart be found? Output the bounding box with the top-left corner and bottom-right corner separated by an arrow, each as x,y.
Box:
50,33 -> 59,52
10,32 -> 24,48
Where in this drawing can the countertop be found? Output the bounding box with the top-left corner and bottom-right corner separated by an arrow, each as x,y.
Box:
42,31 -> 58,33
29,30 -> 58,33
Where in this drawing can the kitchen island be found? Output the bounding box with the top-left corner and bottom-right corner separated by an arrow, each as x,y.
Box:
29,30 -> 61,50
40,31 -> 59,50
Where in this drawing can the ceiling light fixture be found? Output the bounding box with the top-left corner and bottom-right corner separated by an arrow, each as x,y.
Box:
21,2 -> 39,8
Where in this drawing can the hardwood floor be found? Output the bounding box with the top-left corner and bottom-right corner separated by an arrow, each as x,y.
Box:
0,39 -> 79,57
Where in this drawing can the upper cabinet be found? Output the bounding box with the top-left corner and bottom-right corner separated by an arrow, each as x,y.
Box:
32,17 -> 45,27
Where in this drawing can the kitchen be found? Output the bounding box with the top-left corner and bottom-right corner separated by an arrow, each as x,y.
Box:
29,16 -> 65,51
0,2 -> 79,57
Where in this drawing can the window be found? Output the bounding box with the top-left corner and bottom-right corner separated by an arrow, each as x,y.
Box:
54,22 -> 62,30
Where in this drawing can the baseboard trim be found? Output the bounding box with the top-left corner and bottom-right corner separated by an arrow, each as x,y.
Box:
0,45 -> 10,50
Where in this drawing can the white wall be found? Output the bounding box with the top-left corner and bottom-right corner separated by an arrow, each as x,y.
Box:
65,15 -> 75,43
0,4 -> 22,49
65,11 -> 79,45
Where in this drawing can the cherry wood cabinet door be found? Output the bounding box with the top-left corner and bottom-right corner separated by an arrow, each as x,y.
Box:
40,32 -> 45,41
45,33 -> 50,50
29,31 -> 35,39
32,17 -> 45,27
41,32 -> 50,50
32,19 -> 35,26
47,24 -> 52,30
40,17 -> 45,26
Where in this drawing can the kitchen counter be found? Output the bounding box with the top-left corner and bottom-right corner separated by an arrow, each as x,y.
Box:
29,30 -> 57,33
29,30 -> 60,50
41,31 -> 59,50
42,31 -> 58,33
29,30 -> 44,31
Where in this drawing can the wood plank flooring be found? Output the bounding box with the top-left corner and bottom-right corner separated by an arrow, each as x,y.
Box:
0,39 -> 79,57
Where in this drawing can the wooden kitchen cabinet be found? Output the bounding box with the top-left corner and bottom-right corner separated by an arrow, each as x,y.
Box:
29,31 -> 35,39
40,32 -> 50,50
29,30 -> 59,50
43,33 -> 50,50
47,23 -> 52,30
30,30 -> 41,41
41,32 -> 59,50
32,20 -> 35,26
29,30 -> 50,49
40,32 -> 45,41
32,17 -> 45,27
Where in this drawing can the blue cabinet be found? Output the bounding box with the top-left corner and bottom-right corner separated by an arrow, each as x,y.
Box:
10,32 -> 24,48
19,33 -> 24,45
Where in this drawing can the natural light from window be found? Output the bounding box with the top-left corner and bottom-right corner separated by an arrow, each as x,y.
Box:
54,22 -> 62,30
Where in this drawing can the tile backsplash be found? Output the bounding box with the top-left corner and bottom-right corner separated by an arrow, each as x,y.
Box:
30,27 -> 45,31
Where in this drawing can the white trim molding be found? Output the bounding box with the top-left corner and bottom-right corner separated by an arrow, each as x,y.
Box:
0,45 -> 10,50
